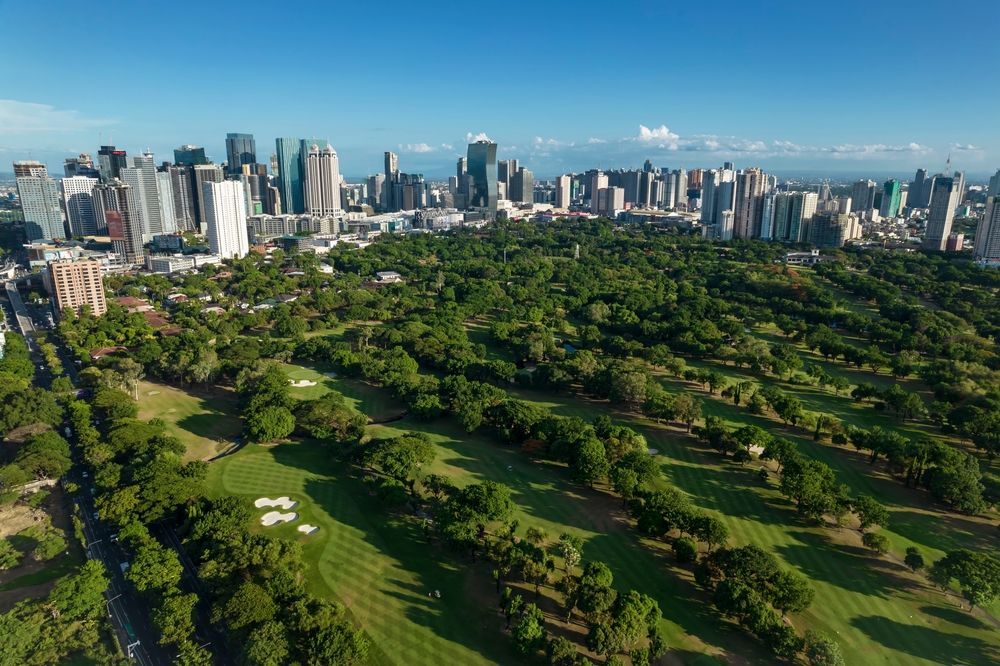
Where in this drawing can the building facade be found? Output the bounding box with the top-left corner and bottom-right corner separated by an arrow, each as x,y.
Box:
14,161 -> 63,240
225,133 -> 256,175
467,140 -> 498,217
923,175 -> 962,251
304,144 -> 342,216
62,176 -> 100,236
45,259 -> 107,316
276,138 -> 304,215
202,180 -> 250,259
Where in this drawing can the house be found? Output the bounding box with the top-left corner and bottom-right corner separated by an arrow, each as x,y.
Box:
778,249 -> 836,266
142,311 -> 171,329
166,293 -> 189,303
375,271 -> 403,282
201,306 -> 225,315
156,327 -> 186,337
275,294 -> 298,304
90,346 -> 127,361
114,296 -> 153,313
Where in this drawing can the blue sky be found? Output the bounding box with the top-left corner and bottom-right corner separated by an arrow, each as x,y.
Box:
2,0 -> 998,179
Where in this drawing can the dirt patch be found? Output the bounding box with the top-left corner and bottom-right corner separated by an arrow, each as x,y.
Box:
3,423 -> 54,459
0,503 -> 48,539
0,579 -> 60,613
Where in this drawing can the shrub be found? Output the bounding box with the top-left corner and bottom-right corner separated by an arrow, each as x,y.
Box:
673,537 -> 698,563
34,535 -> 67,561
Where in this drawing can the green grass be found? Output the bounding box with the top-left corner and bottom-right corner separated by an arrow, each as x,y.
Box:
281,363 -> 406,421
137,380 -> 243,461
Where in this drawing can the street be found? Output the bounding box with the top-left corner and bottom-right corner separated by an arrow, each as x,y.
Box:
74,468 -> 172,665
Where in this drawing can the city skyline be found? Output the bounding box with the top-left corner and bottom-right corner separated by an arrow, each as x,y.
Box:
2,1 -> 998,177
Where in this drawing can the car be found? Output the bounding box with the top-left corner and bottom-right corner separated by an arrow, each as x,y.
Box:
81,471 -> 88,478
93,512 -> 99,520
90,488 -> 95,495
506,465 -> 514,471
110,534 -> 119,543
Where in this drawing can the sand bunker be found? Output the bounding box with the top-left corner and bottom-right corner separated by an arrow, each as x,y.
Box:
255,496 -> 299,509
261,511 -> 298,526
298,524 -> 319,535
323,372 -> 338,378
289,380 -> 317,387
647,448 -> 659,455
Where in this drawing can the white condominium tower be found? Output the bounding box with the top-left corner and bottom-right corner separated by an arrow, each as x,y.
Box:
202,180 -> 249,259
304,143 -> 342,216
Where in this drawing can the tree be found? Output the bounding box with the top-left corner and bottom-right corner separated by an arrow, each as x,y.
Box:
861,532 -> 890,555
0,538 -> 22,569
804,629 -> 845,666
547,636 -> 577,666
672,394 -> 702,431
852,495 -> 889,531
223,581 -> 277,629
152,592 -> 198,645
904,547 -> 925,573
929,549 -> 1000,610
760,437 -> 797,473
126,542 -> 183,595
673,537 -> 698,563
245,404 -> 295,442
830,376 -> 850,396
573,438 -> 609,488
243,620 -> 290,666
525,526 -> 548,546
770,570 -> 815,615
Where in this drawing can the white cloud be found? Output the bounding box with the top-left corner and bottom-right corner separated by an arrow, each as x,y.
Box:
588,138 -> 607,144
466,132 -> 492,142
441,143 -> 453,150
0,99 -> 114,134
950,143 -> 980,151
635,124 -> 680,145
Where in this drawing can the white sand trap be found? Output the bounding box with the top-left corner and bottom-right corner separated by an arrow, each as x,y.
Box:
289,380 -> 317,387
647,448 -> 659,455
255,496 -> 299,509
147,390 -> 160,396
261,511 -> 298,526
323,372 -> 338,378
298,524 -> 319,535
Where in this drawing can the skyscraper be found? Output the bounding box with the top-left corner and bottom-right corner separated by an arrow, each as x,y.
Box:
923,175 -> 962,251
14,161 -> 63,240
879,179 -> 902,218
156,171 -> 178,234
733,168 -> 768,238
304,144 -> 342,216
850,179 -> 877,212
510,167 -> 534,204
95,181 -> 144,262
467,140 -> 498,216
166,165 -> 197,232
276,138 -> 304,215
973,175 -> 1000,263
202,181 -> 250,259
590,172 -> 608,214
63,154 -> 100,179
367,173 -> 385,209
62,176 -> 100,236
556,175 -> 571,209
771,192 -> 818,242
910,169 -> 930,208
121,153 -> 163,240
173,145 -> 208,166
193,164 -> 224,230
97,146 -> 127,182
225,133 -> 256,175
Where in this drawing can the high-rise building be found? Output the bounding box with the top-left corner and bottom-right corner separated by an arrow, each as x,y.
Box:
760,193 -> 777,240
44,259 -> 107,317
598,187 -> 625,216
510,167 -> 534,204
304,144 -> 342,216
275,138 -> 305,215
923,175 -> 962,251
809,211 -> 853,248
63,154 -> 100,179
771,192 -> 818,242
910,169 -> 930,208
850,179 -> 877,212
193,164 -> 224,230
556,175 -> 571,209
94,181 -> 144,262
97,146 -> 127,182
384,151 -> 401,212
880,179 -> 902,218
973,172 -> 1000,262
225,133 -> 256,175
165,165 -> 197,232
155,171 -> 178,234
173,145 -> 208,166
367,173 -> 385,209
590,172 -> 608,213
718,209 -> 735,241
202,180 -> 249,259
467,140 -> 498,216
14,161 -> 63,240
61,176 -> 100,236
121,153 -> 163,240
733,168 -> 768,238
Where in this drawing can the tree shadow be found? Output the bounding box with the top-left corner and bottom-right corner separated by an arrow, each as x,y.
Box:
919,605 -> 990,630
849,615 -> 999,666
774,529 -> 916,599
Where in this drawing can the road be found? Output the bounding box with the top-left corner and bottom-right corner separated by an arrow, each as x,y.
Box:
74,469 -> 173,665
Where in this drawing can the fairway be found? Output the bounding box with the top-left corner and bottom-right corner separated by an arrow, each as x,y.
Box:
136,380 -> 242,461
282,364 -> 406,421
